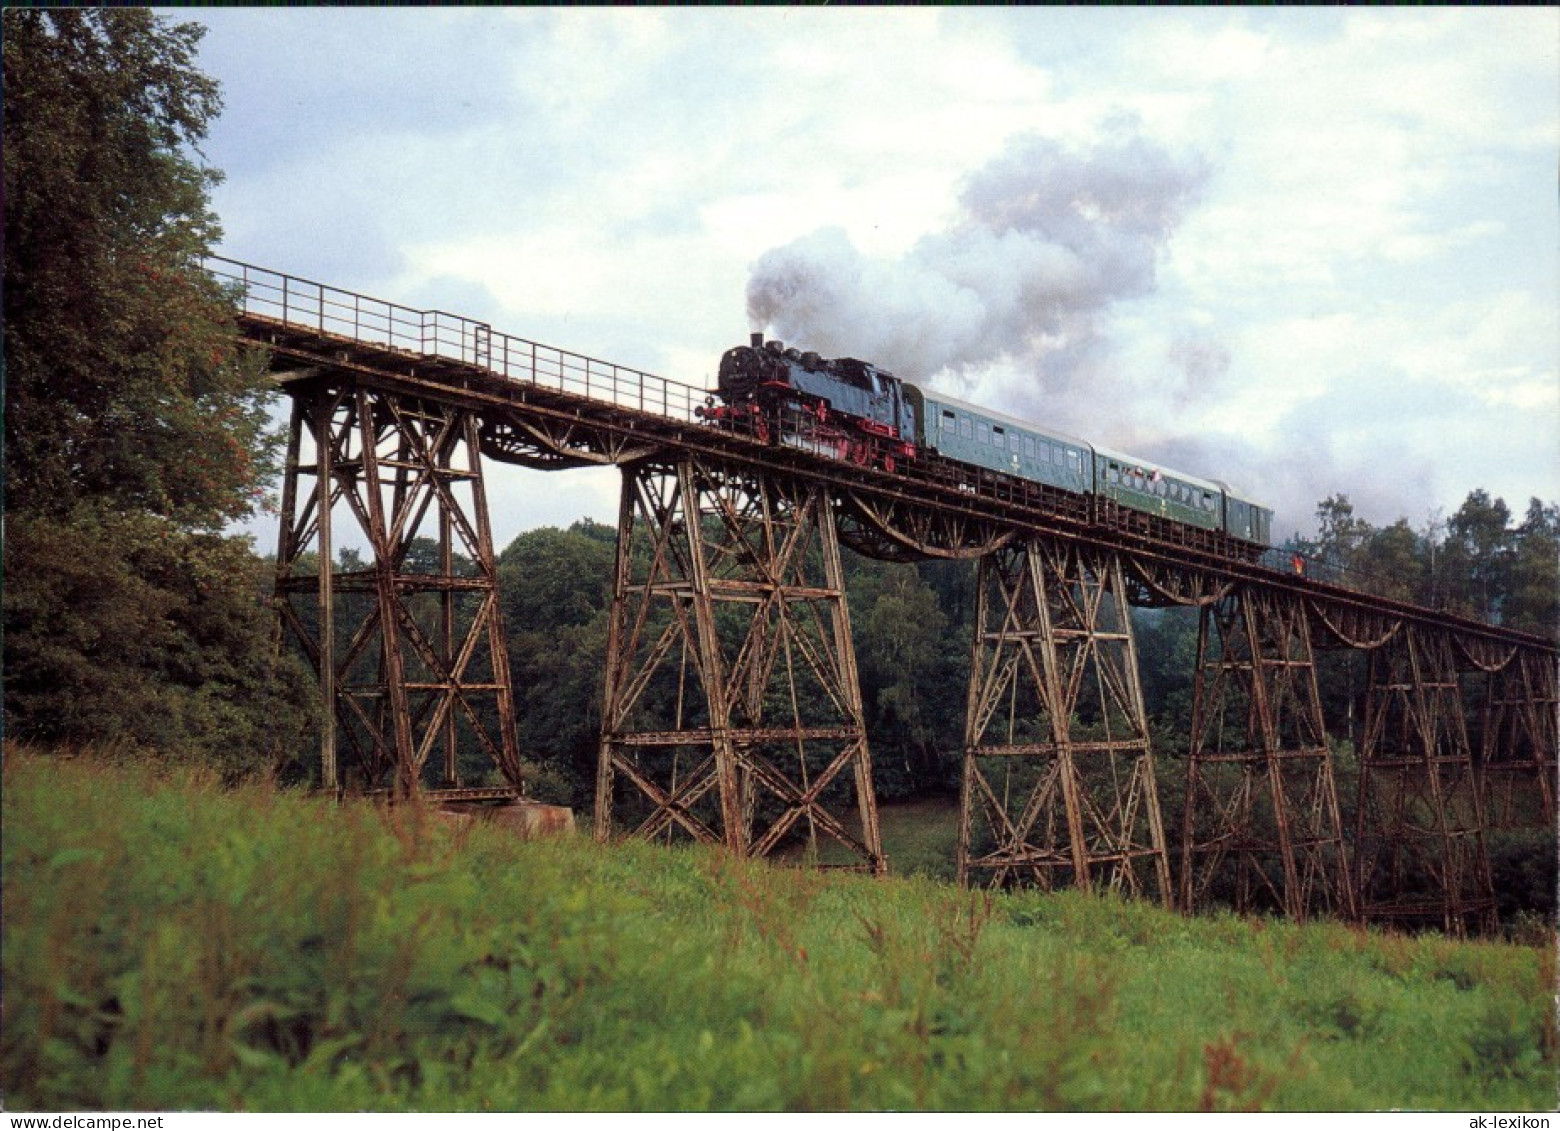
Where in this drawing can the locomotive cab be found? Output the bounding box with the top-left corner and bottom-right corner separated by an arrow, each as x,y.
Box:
702,335 -> 916,470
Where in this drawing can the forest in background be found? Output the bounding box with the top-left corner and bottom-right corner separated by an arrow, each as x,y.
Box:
490,511 -> 1557,921
3,10 -> 1555,916
4,13 -> 1557,1113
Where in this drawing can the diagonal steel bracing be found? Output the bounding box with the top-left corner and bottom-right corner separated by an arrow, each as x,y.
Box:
957,540 -> 1172,902
274,381 -> 522,797
1180,589 -> 1356,922
1354,626 -> 1495,935
232,257 -> 1556,925
594,457 -> 885,872
1473,648 -> 1557,830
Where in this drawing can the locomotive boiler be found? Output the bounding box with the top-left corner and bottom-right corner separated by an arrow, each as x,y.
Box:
700,335 -> 1274,557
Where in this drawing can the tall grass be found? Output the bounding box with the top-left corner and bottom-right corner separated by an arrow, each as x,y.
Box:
3,749 -> 1555,1111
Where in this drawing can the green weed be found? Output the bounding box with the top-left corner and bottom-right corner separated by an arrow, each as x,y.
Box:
3,748 -> 1556,1111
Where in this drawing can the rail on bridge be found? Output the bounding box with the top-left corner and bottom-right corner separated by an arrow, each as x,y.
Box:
213,256 -> 1557,934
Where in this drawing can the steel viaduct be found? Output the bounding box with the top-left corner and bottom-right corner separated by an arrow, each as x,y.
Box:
212,257 -> 1558,936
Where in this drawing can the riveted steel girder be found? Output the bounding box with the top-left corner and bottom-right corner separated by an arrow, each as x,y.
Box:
274,382 -> 522,797
229,257 -> 1555,926
1474,648 -> 1557,830
594,457 -> 885,872
957,540 -> 1172,902
1354,626 -> 1495,935
1180,589 -> 1356,923
835,490 -> 1017,562
1123,556 -> 1233,610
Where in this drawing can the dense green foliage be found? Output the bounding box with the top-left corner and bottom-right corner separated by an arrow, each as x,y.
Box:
2,9 -> 265,524
1296,493 -> 1559,637
491,515 -> 1555,924
0,20 -> 1552,1113
5,752 -> 1554,1112
496,521 -> 618,804
2,513 -> 310,764
2,10 -> 313,769
495,521 -> 977,809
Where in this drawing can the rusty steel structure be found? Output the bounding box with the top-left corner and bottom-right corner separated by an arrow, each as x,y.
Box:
1353,626 -> 1497,934
274,383 -> 521,798
958,539 -> 1172,902
1475,647 -> 1557,830
217,257 -> 1557,929
1179,587 -> 1355,923
594,457 -> 884,870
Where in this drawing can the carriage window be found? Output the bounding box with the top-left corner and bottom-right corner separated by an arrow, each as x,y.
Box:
1069,452 -> 1082,472
992,426 -> 1005,449
1023,436 -> 1036,458
942,410 -> 956,430
976,422 -> 990,444
959,418 -> 973,439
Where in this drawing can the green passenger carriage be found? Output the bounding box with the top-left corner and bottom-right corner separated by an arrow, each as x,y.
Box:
712,338 -> 1276,558
908,386 -> 1091,496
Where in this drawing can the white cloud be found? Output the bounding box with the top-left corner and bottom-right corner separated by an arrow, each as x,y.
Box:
185,5 -> 1557,550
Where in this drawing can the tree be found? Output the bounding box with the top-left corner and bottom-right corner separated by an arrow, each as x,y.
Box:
2,11 -> 310,767
1441,490 -> 1514,622
854,564 -> 952,797
1313,494 -> 1372,577
1505,499 -> 1560,638
1354,519 -> 1428,604
496,523 -> 619,806
5,10 -> 278,525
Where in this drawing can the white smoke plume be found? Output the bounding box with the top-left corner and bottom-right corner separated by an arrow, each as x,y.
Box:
743,120 -> 1449,537
744,122 -> 1360,528
746,121 -> 1210,393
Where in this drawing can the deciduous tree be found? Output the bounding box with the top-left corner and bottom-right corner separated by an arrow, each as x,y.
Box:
3,11 -> 310,767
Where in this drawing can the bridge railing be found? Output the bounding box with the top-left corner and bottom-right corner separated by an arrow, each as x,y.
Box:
208,257 -> 707,425
205,259 -> 1547,637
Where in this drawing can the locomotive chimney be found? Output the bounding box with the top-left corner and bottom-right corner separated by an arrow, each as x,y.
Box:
750,332 -> 764,349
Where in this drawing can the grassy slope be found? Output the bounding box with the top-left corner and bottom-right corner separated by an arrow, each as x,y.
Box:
3,752 -> 1556,1112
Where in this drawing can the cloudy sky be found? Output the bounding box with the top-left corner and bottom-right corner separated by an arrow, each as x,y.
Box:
181,7 -> 1559,551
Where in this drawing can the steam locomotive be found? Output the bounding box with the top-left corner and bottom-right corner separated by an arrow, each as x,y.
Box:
698,333 -> 1274,556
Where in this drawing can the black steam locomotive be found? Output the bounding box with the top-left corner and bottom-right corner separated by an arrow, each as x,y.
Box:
699,333 -> 1274,553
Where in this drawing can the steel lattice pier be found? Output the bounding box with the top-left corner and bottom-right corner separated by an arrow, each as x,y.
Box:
230,255 -> 1556,930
